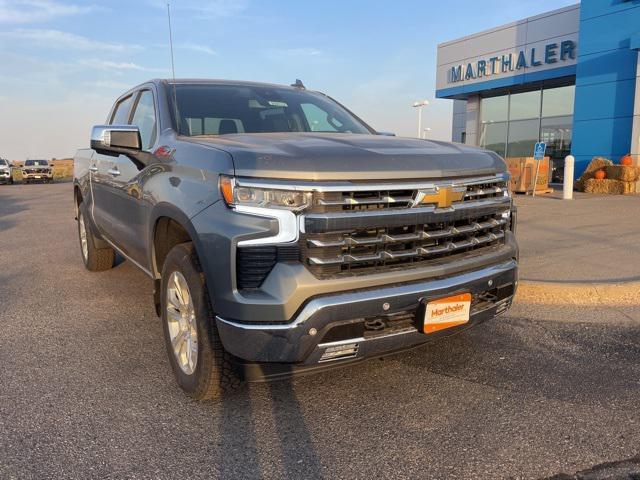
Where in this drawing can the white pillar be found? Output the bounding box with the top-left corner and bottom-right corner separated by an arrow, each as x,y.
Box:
563,155 -> 575,200
464,95 -> 480,146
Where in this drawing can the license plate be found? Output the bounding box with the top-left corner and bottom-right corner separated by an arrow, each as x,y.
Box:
422,293 -> 472,334
34,176 -> 41,179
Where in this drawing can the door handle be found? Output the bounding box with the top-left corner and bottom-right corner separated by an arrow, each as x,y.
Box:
89,165 -> 98,172
107,168 -> 121,177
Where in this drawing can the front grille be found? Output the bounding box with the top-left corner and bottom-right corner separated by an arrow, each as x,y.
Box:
301,176 -> 510,279
312,179 -> 506,213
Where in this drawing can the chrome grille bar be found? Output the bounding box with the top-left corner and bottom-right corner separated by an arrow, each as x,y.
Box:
317,195 -> 414,207
308,232 -> 505,266
307,218 -> 506,248
234,173 -> 509,193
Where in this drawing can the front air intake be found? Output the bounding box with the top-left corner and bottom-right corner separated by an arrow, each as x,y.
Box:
236,245 -> 300,290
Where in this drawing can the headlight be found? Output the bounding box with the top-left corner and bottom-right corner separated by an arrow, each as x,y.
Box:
220,175 -> 311,211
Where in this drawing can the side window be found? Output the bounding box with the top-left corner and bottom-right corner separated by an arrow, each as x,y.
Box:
130,90 -> 157,150
110,95 -> 133,125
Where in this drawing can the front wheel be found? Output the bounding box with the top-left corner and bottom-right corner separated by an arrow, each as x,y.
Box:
161,243 -> 241,400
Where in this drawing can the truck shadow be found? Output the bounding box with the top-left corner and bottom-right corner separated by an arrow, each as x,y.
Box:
214,368 -> 325,479
0,190 -> 30,232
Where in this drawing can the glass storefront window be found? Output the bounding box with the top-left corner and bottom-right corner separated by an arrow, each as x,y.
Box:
480,96 -> 508,123
542,86 -> 575,117
507,118 -> 539,157
509,90 -> 541,121
541,115 -> 573,182
479,121 -> 507,158
477,85 -> 574,181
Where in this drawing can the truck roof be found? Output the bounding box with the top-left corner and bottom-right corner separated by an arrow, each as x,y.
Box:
149,78 -> 306,90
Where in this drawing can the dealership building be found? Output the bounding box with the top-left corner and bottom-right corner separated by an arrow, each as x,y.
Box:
436,1 -> 640,180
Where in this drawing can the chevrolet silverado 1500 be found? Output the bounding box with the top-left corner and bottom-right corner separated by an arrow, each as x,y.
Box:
73,79 -> 518,399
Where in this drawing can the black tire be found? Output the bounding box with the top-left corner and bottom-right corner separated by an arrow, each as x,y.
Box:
77,203 -> 116,272
161,242 -> 241,400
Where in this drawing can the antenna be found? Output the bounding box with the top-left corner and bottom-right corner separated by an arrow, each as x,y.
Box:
167,2 -> 180,133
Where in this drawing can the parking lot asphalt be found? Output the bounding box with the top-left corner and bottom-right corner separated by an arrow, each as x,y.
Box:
2,182 -> 640,480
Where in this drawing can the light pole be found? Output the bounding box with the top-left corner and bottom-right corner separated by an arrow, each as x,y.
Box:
412,100 -> 429,138
423,127 -> 432,139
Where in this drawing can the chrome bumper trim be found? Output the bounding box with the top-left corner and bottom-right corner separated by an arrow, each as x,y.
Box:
235,173 -> 509,193
216,259 -> 517,332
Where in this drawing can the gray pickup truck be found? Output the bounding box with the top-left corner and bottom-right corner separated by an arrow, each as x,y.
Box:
73,79 -> 518,399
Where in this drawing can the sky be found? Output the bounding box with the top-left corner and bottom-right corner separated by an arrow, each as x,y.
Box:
0,0 -> 577,161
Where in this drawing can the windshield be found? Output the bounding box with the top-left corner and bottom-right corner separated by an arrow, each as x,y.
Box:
171,84 -> 373,136
25,160 -> 48,166
0,159 -> 7,166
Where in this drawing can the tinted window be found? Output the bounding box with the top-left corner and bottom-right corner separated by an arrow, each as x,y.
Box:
480,96 -> 508,124
479,122 -> 507,158
509,90 -> 541,121
301,103 -> 341,132
542,85 -> 575,117
172,84 -> 371,136
25,160 -> 48,166
130,90 -> 157,150
507,118 -> 539,157
111,95 -> 133,125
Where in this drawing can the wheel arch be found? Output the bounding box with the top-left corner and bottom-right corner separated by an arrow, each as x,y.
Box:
149,204 -> 204,280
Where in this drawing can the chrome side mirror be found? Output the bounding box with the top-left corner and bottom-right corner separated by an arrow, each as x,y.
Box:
91,125 -> 141,153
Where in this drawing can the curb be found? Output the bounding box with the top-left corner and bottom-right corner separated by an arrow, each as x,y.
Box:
516,280 -> 640,306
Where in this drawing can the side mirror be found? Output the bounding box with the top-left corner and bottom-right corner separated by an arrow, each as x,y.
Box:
377,131 -> 396,137
91,125 -> 141,154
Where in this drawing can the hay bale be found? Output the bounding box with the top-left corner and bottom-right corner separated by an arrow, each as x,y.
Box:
604,165 -> 640,182
622,181 -> 637,195
575,157 -> 613,191
584,178 -> 637,195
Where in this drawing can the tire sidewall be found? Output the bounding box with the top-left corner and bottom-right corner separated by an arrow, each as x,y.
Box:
161,245 -> 215,396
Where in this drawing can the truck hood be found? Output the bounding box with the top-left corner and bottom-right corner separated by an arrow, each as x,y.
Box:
186,133 -> 506,181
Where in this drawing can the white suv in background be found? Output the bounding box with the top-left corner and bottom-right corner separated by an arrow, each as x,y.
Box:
0,158 -> 13,185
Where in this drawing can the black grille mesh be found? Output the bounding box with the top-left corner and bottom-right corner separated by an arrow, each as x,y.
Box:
236,245 -> 300,289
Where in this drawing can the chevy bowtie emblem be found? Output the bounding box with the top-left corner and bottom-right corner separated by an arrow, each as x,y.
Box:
412,186 -> 465,209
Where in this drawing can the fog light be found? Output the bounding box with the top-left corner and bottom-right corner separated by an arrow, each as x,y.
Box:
319,343 -> 359,362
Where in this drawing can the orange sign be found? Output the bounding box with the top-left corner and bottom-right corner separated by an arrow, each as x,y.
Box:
423,292 -> 472,333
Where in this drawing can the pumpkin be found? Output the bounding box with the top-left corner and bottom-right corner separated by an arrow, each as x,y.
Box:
594,169 -> 606,180
620,154 -> 633,166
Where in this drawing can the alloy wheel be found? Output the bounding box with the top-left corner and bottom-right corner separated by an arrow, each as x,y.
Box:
166,271 -> 198,375
78,212 -> 88,261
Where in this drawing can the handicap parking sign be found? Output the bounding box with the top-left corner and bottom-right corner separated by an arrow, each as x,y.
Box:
533,142 -> 547,160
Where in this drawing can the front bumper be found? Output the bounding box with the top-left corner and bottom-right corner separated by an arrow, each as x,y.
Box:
216,259 -> 517,366
23,171 -> 53,180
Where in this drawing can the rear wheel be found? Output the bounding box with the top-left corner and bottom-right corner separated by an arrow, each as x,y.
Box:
161,242 -> 241,400
77,203 -> 116,272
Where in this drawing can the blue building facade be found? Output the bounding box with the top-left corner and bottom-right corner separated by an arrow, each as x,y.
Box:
436,1 -> 640,180
572,0 -> 640,176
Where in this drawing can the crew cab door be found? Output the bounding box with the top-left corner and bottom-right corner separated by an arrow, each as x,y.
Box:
91,89 -> 158,269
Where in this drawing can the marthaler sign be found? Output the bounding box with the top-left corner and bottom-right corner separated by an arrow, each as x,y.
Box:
448,40 -> 577,84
